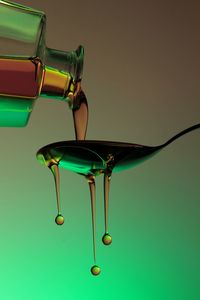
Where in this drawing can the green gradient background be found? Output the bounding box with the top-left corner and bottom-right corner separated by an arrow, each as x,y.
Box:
0,1 -> 200,299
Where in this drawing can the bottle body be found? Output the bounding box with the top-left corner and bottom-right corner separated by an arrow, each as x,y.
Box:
0,0 -> 84,127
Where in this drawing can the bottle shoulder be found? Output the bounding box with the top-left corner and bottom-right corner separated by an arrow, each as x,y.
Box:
0,1 -> 45,17
0,1 -> 46,57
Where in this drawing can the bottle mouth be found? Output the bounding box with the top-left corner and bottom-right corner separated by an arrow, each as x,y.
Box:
73,45 -> 84,82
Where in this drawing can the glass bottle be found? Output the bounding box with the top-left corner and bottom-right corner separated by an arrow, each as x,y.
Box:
0,0 -> 87,139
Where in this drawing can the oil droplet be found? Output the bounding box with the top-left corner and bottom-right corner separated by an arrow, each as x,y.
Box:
55,214 -> 64,225
91,265 -> 101,276
102,233 -> 112,245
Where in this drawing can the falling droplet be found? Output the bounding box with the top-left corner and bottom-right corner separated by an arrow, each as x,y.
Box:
91,265 -> 101,276
49,163 -> 64,224
102,233 -> 112,245
55,214 -> 64,225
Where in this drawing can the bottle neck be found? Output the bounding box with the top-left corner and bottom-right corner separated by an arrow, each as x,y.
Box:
40,45 -> 84,101
44,45 -> 84,82
40,66 -> 75,100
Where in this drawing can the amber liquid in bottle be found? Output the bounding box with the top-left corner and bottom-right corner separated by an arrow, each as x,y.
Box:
0,57 -> 43,98
0,56 -> 77,127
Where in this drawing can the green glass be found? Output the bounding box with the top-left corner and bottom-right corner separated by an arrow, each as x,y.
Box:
0,0 -> 87,139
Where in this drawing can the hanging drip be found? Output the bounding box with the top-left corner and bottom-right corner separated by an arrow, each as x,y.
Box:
102,171 -> 112,245
102,154 -> 114,245
49,163 -> 64,225
86,174 -> 101,276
